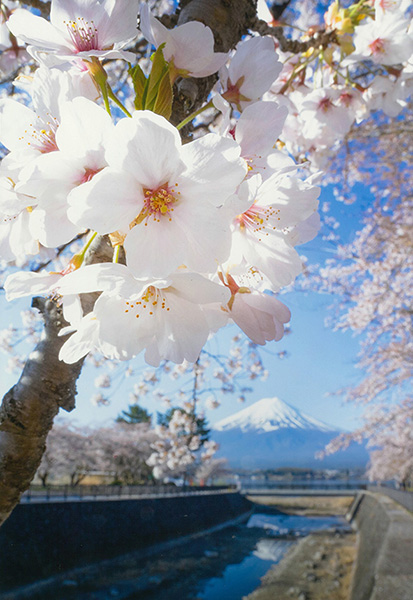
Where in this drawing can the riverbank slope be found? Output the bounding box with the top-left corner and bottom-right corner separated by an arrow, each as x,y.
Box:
244,495 -> 356,600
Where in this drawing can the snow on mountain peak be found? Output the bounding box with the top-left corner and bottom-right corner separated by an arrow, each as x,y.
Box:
212,397 -> 336,433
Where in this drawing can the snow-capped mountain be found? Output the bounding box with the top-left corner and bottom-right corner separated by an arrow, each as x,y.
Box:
214,397 -> 335,434
212,397 -> 368,469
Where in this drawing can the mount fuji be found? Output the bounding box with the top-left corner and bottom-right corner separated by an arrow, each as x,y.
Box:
212,397 -> 368,470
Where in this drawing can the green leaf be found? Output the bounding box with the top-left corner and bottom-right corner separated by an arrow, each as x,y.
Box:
153,70 -> 173,119
145,44 -> 169,110
129,64 -> 147,110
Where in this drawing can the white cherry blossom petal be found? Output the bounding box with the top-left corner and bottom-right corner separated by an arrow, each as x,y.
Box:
68,168 -> 141,233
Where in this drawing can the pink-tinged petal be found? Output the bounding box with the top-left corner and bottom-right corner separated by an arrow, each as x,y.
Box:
106,111 -> 184,189
230,291 -> 289,344
202,304 -> 229,333
140,5 -> 226,78
244,293 -> 291,324
230,295 -> 269,344
124,217 -> 187,279
68,168 -> 142,233
4,270 -> 61,300
235,101 -> 288,157
190,52 -> 229,78
8,9 -> 67,51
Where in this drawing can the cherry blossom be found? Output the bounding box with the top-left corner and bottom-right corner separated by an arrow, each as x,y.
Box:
53,263 -> 230,366
7,0 -> 139,67
68,110 -> 246,278
139,4 -> 228,80
219,35 -> 283,111
0,65 -> 97,162
363,74 -> 410,117
232,100 -> 291,181
350,8 -> 413,66
15,97 -> 113,247
0,159 -> 38,262
227,169 -> 320,290
220,272 -> 291,345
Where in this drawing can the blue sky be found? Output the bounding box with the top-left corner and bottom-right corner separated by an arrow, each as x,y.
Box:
0,183 -> 370,433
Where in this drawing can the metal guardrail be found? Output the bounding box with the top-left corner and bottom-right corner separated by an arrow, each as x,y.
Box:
239,481 -> 368,491
20,484 -> 235,503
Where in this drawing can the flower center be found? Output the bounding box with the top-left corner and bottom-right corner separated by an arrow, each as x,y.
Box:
235,201 -> 284,243
222,76 -> 250,110
369,38 -> 386,56
64,17 -> 100,53
123,286 -> 170,318
318,97 -> 334,113
339,92 -> 354,107
236,202 -> 281,238
244,154 -> 265,178
130,184 -> 179,228
78,167 -> 103,185
20,115 -> 58,153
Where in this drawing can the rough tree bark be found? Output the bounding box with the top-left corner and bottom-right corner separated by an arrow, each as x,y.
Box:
0,0 -> 258,526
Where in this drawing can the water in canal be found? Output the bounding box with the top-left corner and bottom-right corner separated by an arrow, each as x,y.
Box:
192,512 -> 349,600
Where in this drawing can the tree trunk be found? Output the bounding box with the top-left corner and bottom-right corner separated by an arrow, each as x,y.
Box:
0,298 -> 84,525
0,236 -> 112,526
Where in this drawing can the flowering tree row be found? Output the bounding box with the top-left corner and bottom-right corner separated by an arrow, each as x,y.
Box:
0,0 -> 411,523
309,100 -> 412,485
35,419 -> 225,486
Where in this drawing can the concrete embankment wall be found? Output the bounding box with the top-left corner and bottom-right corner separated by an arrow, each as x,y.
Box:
348,491 -> 413,600
0,491 -> 251,589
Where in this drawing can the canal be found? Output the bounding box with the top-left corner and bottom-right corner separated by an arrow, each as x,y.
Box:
39,507 -> 350,600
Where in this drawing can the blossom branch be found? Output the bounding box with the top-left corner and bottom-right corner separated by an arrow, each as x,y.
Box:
251,18 -> 338,54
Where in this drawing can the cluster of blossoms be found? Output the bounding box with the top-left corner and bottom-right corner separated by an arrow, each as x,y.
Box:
264,0 -> 413,166
0,0 -> 411,373
146,409 -> 202,479
1,0 -> 322,369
